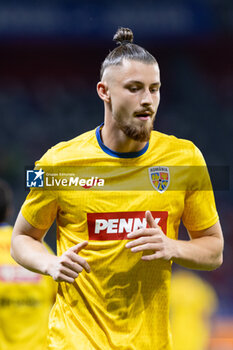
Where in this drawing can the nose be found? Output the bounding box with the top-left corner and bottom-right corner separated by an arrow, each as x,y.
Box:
141,89 -> 153,106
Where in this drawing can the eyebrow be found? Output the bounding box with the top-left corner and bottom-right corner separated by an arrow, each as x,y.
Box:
124,80 -> 161,86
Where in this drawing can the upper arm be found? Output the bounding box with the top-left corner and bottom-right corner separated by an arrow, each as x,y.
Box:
11,211 -> 55,274
188,220 -> 224,245
12,211 -> 49,243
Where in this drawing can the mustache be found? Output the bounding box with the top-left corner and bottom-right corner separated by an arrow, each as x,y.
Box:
134,108 -> 155,115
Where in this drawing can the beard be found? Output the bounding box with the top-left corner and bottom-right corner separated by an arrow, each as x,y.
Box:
114,116 -> 155,142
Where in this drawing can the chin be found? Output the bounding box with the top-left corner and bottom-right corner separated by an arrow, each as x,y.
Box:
121,124 -> 153,142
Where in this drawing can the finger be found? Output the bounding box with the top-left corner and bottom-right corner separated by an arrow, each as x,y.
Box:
59,265 -> 80,279
62,260 -> 84,274
130,243 -> 162,253
125,236 -> 146,248
70,241 -> 88,253
141,251 -> 163,261
68,242 -> 91,273
126,235 -> 161,249
127,227 -> 160,239
145,210 -> 159,229
54,273 -> 76,284
68,251 -> 91,273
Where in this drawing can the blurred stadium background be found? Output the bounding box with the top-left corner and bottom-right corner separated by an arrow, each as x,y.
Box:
0,0 -> 232,348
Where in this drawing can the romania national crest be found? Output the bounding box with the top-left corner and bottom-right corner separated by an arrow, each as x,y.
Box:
148,167 -> 170,193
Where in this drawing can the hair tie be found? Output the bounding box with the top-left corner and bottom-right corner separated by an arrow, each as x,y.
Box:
116,39 -> 131,46
121,40 -> 131,45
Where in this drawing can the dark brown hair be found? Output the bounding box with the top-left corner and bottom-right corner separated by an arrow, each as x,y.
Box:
100,27 -> 157,79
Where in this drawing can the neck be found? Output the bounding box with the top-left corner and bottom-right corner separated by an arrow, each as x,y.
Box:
101,122 -> 147,153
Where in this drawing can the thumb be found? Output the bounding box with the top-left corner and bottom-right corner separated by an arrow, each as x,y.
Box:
70,241 -> 88,253
145,211 -> 158,228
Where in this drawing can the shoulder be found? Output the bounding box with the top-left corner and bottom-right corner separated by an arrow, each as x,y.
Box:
149,130 -> 205,165
35,128 -> 97,166
150,130 -> 195,149
51,128 -> 96,155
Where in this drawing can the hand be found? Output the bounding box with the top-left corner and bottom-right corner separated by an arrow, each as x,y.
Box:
48,241 -> 90,283
125,211 -> 176,261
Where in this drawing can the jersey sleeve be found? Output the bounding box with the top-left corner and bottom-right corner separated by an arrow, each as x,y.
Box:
182,144 -> 219,231
21,148 -> 58,230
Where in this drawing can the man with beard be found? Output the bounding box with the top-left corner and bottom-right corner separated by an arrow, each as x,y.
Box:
11,27 -> 223,350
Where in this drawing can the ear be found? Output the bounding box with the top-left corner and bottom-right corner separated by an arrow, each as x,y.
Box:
97,81 -> 110,103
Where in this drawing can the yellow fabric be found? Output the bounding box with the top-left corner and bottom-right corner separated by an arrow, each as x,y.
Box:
21,127 -> 219,350
0,225 -> 56,350
170,270 -> 218,350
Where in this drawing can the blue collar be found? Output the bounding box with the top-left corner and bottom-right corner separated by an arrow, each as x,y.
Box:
96,123 -> 149,159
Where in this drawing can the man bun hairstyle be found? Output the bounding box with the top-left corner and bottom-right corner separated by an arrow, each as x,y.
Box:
100,27 -> 157,79
113,27 -> 134,45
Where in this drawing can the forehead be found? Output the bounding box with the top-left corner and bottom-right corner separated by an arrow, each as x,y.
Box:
105,59 -> 160,85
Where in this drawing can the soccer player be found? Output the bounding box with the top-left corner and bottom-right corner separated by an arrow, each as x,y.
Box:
11,27 -> 223,350
0,179 -> 56,350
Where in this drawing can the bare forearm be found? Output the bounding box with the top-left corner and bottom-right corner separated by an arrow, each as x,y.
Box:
11,211 -> 90,283
172,235 -> 223,270
126,214 -> 223,271
11,234 -> 56,275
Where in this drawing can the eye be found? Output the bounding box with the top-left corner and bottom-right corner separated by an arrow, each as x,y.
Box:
150,86 -> 160,93
128,86 -> 140,93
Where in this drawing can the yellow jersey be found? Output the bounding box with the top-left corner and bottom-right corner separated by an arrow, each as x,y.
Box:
170,270 -> 218,350
0,224 -> 56,350
21,125 -> 219,350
